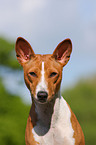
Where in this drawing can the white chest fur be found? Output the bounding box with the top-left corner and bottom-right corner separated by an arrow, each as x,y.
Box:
32,96 -> 75,145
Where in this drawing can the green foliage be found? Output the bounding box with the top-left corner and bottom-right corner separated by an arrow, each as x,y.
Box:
0,78 -> 30,145
0,37 -> 21,69
62,77 -> 96,145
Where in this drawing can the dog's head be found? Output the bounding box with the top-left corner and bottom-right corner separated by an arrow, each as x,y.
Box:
15,37 -> 72,103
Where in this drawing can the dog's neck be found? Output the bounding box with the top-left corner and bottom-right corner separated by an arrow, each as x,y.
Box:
32,90 -> 61,135
33,89 -> 61,123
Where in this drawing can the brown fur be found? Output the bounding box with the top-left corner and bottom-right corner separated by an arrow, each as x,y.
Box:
71,111 -> 85,145
22,54 -> 63,102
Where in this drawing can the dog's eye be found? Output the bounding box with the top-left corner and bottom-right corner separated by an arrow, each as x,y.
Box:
29,72 -> 37,77
50,72 -> 57,78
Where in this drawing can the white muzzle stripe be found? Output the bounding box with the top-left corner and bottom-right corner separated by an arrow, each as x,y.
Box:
36,62 -> 48,98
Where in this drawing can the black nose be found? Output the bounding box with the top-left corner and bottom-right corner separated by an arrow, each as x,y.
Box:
37,91 -> 48,103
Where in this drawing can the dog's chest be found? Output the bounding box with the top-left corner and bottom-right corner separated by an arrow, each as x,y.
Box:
32,97 -> 75,145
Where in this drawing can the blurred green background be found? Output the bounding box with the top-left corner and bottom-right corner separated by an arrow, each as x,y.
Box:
0,1 -> 96,145
0,38 -> 96,145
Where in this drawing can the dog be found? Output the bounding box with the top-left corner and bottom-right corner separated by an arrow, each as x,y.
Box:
15,37 -> 85,145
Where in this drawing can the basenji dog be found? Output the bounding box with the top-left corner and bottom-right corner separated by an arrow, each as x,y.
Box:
15,37 -> 85,145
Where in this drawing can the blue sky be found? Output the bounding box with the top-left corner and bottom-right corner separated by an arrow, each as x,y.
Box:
0,0 -> 96,89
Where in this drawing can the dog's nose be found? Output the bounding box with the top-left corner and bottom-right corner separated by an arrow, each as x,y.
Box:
37,91 -> 48,102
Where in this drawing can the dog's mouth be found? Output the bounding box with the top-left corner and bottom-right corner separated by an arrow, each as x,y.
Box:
37,98 -> 47,103
33,97 -> 48,104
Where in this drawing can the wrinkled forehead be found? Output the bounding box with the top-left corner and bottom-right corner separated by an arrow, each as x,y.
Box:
24,54 -> 61,71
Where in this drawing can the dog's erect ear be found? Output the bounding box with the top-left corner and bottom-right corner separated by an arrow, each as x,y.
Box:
52,39 -> 72,67
15,37 -> 35,66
